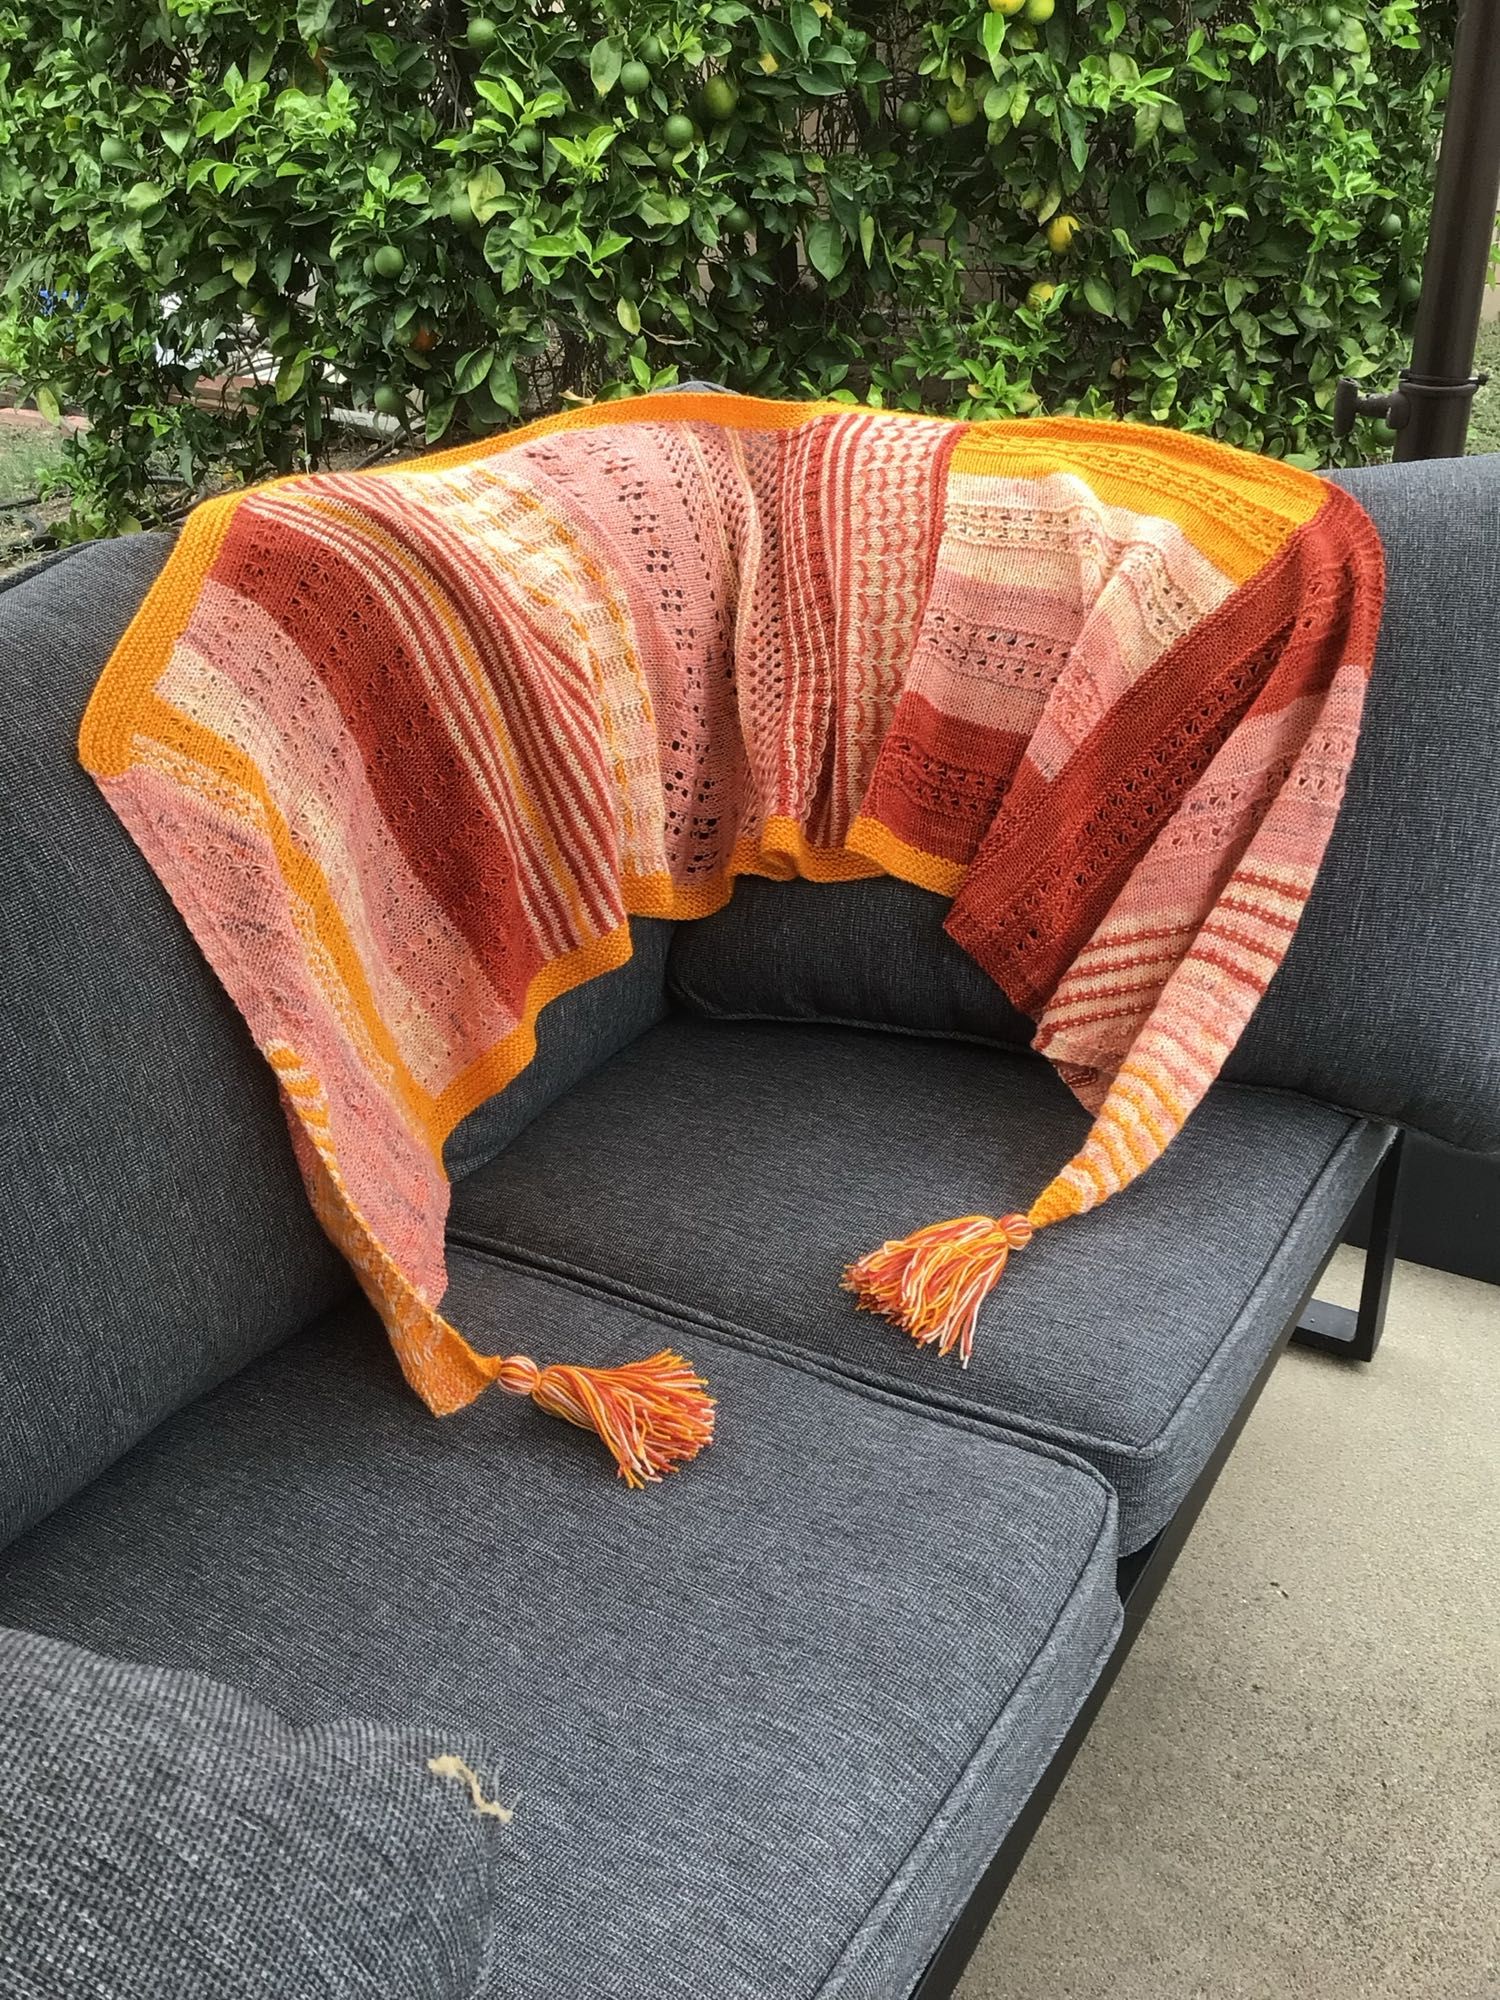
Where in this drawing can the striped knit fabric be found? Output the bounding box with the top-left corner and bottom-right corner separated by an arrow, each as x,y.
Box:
80,392 -> 1384,1474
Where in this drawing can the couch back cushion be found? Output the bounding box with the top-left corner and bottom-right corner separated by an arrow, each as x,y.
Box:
0,1626 -> 504,1998
669,874 -> 1035,1051
0,538 -> 669,1550
1220,456 -> 1500,1150
669,454 -> 1500,1155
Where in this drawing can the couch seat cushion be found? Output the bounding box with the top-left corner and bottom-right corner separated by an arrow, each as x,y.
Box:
445,1019 -> 1390,1553
0,1629 -> 501,2000
0,1262 -> 1119,2000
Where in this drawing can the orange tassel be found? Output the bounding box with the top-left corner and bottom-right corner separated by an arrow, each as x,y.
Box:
492,1351 -> 715,1488
843,1212 -> 1034,1366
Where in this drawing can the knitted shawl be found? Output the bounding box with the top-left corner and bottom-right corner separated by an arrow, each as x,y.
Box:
80,392 -> 1384,1484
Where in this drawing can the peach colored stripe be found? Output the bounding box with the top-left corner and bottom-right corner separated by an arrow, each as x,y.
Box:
161,592 -> 505,1098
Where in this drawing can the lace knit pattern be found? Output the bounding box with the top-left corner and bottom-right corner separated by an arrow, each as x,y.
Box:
79,391 -> 1385,1415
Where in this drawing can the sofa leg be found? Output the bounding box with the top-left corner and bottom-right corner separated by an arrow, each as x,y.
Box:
1291,1130 -> 1405,1364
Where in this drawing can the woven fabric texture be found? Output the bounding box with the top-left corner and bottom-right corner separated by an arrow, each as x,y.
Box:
445,1017 -> 1390,1550
0,1275 -> 1120,2000
77,391 -> 1383,1416
669,875 -> 1037,1051
0,1627 -> 504,2000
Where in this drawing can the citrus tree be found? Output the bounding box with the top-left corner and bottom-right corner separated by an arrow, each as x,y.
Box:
0,0 -> 1449,533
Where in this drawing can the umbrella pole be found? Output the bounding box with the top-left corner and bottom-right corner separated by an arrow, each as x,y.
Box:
1333,0 -> 1500,461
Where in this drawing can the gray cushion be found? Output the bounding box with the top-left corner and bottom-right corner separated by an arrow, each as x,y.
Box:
0,1628 -> 502,2000
0,536 -> 671,1548
1217,456 -> 1500,1151
669,876 -> 1034,1052
0,1269 -> 1120,2000
442,920 -> 671,1182
443,1018 -> 1391,1552
0,534 -> 348,1550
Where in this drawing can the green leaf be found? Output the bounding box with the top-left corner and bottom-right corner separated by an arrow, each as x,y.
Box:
124,181 -> 166,215
274,354 -> 307,403
805,216 -> 846,280
1082,274 -> 1116,317
858,213 -> 876,266
455,346 -> 493,393
475,77 -> 522,112
982,11 -> 1007,72
35,385 -> 60,423
637,191 -> 691,227
1059,103 -> 1089,172
466,166 -> 507,224
589,38 -> 623,98
790,0 -> 820,56
487,355 -> 519,415
617,296 -> 641,334
425,395 -> 456,443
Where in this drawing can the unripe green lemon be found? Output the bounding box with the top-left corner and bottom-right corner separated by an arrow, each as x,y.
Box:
663,111 -> 695,147
620,59 -> 651,95
465,17 -> 499,53
371,244 -> 405,279
920,106 -> 952,139
373,383 -> 406,417
701,74 -> 740,121
897,100 -> 923,132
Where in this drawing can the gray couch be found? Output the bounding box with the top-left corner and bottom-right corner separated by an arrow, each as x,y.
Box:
2,453 -> 1497,1999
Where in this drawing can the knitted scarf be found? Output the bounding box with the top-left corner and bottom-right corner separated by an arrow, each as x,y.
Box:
80,392 -> 1384,1484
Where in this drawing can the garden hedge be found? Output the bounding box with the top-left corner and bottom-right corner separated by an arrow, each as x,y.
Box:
0,0 -> 1450,532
